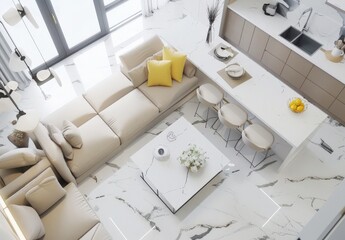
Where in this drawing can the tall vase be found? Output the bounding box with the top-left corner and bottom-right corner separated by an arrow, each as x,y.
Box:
206,24 -> 214,45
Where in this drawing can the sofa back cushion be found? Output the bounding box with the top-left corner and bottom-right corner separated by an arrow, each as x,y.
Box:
119,35 -> 164,78
0,148 -> 42,170
42,97 -> 97,129
83,72 -> 134,112
33,123 -> 76,184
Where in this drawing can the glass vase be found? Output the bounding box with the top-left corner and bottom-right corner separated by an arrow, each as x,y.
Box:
206,24 -> 215,45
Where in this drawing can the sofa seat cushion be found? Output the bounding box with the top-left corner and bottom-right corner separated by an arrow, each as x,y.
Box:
67,116 -> 120,178
40,183 -> 99,240
139,75 -> 198,112
83,72 -> 134,113
42,97 -> 97,129
80,223 -> 112,240
100,89 -> 159,143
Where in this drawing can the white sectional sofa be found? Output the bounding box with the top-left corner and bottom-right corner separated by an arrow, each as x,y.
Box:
33,35 -> 199,184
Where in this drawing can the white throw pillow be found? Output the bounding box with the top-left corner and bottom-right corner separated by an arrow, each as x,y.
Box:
47,125 -> 74,160
8,204 -> 45,240
62,120 -> 83,149
0,148 -> 41,169
25,176 -> 66,215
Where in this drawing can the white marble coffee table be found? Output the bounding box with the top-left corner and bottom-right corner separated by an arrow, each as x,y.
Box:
131,117 -> 230,213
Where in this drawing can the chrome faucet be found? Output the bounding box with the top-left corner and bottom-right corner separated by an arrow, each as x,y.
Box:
298,7 -> 313,32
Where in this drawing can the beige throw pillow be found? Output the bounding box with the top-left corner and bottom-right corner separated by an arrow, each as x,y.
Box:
0,148 -> 41,169
62,120 -> 83,148
26,176 -> 66,215
127,56 -> 153,88
8,204 -> 45,240
184,59 -> 197,77
47,125 -> 74,160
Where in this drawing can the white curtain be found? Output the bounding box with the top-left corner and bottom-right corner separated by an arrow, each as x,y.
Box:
0,30 -> 30,90
141,0 -> 170,17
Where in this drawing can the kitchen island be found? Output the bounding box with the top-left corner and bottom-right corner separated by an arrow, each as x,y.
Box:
142,1 -> 328,171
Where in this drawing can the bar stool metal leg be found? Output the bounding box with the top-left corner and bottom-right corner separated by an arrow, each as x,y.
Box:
194,102 -> 201,117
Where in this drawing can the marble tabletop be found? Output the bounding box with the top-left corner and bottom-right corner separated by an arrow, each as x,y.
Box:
131,117 -> 230,213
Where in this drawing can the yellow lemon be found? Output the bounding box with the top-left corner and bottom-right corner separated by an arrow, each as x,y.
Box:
290,104 -> 297,111
296,105 -> 304,112
295,98 -> 302,106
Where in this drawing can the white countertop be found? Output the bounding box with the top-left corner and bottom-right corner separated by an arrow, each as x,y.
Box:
228,0 -> 345,84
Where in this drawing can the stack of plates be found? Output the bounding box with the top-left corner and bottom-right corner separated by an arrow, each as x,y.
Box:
225,64 -> 245,78
214,46 -> 234,61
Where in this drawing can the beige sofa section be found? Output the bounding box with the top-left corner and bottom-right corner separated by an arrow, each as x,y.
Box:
34,34 -> 198,185
99,89 -> 159,143
4,168 -> 111,240
84,72 -> 134,113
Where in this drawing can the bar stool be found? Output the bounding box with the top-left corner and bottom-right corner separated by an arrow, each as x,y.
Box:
194,83 -> 223,128
235,123 -> 274,168
215,103 -> 248,147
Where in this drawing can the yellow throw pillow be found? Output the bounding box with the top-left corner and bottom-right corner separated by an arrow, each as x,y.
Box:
147,60 -> 173,87
163,47 -> 187,82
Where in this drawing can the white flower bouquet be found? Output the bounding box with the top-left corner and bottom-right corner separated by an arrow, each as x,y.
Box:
178,144 -> 208,172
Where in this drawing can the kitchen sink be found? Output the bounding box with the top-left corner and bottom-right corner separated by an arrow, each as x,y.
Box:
280,26 -> 301,42
280,26 -> 322,55
291,33 -> 322,55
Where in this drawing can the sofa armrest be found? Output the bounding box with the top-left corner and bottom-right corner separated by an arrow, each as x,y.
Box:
33,122 -> 77,184
0,157 -> 51,200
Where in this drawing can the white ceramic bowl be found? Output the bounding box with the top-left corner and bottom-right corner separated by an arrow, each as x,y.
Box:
225,64 -> 245,78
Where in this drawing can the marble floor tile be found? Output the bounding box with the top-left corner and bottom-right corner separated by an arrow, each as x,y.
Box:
1,1 -> 345,239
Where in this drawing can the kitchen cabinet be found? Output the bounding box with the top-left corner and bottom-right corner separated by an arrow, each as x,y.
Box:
220,6 -> 345,124
337,88 -> 345,104
266,37 -> 291,63
301,79 -> 335,109
239,20 -> 255,52
329,100 -> 345,123
261,51 -> 284,76
280,65 -> 306,89
307,66 -> 344,98
286,51 -> 313,77
221,10 -> 244,46
248,27 -> 269,61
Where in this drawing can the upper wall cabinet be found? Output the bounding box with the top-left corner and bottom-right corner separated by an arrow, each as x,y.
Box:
221,10 -> 244,45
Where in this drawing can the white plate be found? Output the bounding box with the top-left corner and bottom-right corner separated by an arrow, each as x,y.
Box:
215,47 -> 232,58
225,64 -> 245,78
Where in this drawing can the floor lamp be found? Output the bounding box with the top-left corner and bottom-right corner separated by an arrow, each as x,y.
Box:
1,2 -> 62,86
0,79 -> 39,132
